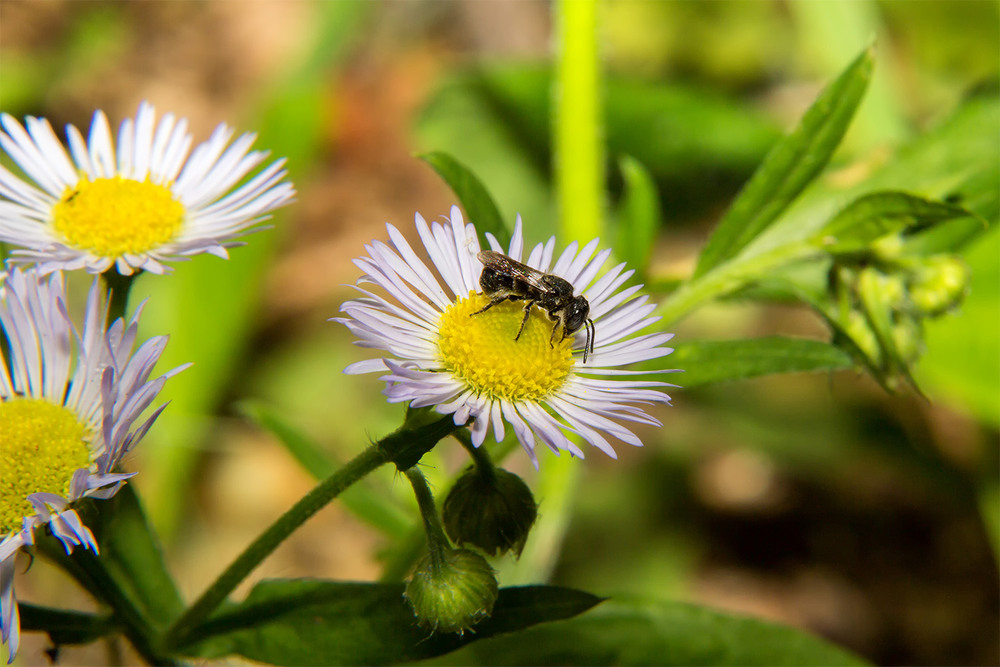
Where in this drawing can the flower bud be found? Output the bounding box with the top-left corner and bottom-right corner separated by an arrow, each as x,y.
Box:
843,310 -> 882,368
443,467 -> 538,557
872,234 -> 904,261
908,256 -> 970,317
891,314 -> 924,365
404,547 -> 498,634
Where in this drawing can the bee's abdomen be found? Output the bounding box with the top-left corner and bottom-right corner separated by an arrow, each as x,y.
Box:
481,267 -> 524,296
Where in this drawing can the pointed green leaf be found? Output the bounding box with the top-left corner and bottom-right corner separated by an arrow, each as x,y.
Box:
180,580 -> 601,665
815,191 -> 976,254
435,597 -> 868,666
239,401 -> 412,539
418,151 -> 510,249
695,45 -> 874,277
614,155 -> 661,275
18,604 -> 115,647
90,484 -> 185,627
669,337 -> 854,387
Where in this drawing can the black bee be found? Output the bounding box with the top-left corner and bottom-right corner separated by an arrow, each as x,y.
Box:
472,250 -> 595,363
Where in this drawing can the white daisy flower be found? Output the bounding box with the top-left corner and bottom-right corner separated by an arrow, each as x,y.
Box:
0,101 -> 295,275
0,269 -> 186,663
334,206 -> 677,467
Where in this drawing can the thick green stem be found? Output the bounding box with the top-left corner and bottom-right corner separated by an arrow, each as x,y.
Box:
554,0 -> 602,244
405,468 -> 450,571
164,445 -> 388,650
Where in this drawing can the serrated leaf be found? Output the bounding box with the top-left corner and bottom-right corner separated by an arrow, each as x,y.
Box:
614,155 -> 660,275
669,337 -> 854,387
418,152 -> 510,248
180,580 -> 601,665
815,191 -> 976,254
18,604 -> 115,647
431,597 -> 868,666
694,45 -> 874,277
239,401 -> 412,540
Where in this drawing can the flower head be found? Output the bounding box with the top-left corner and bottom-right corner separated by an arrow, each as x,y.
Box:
335,206 -> 677,467
0,101 -> 294,275
0,269 -> 185,663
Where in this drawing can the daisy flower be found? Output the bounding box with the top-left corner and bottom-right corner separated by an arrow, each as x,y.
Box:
0,101 -> 294,275
335,206 -> 677,467
0,269 -> 186,663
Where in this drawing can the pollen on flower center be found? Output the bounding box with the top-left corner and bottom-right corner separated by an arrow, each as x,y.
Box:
0,399 -> 92,536
437,292 -> 575,402
52,177 -> 185,257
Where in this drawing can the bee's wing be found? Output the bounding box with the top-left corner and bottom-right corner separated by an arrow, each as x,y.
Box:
478,251 -> 550,290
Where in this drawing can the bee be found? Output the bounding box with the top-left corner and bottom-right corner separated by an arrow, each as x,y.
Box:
472,250 -> 595,363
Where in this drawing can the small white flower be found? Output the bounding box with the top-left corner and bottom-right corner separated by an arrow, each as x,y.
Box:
0,101 -> 295,275
335,206 -> 678,467
0,269 -> 186,663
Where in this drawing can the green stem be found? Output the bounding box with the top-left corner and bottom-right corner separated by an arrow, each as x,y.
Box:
503,0 -> 603,587
405,468 -> 450,571
657,243 -> 820,327
554,0 -> 603,243
455,431 -> 497,483
164,445 -> 388,650
101,269 -> 138,326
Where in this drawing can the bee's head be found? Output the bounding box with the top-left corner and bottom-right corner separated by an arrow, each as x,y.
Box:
563,296 -> 590,333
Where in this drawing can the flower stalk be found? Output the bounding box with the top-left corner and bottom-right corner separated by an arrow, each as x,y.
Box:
405,468 -> 451,569
101,269 -> 138,326
164,445 -> 388,650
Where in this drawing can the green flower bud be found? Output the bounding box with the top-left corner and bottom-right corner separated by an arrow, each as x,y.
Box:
404,548 -> 498,634
875,270 -> 908,311
872,234 -> 904,261
443,467 -> 538,557
844,310 -> 882,368
891,314 -> 924,365
908,256 -> 970,317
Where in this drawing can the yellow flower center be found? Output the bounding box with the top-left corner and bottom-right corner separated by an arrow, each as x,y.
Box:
437,292 -> 574,402
52,177 -> 185,257
0,398 -> 92,537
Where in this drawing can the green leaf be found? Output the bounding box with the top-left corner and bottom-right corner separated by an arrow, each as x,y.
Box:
614,155 -> 661,275
91,484 -> 185,628
239,401 -> 413,540
752,89 -> 999,255
669,337 -> 854,387
815,191 -> 976,254
432,597 -> 868,666
180,580 -> 602,665
18,604 -> 115,647
694,45 -> 874,277
418,151 -> 510,249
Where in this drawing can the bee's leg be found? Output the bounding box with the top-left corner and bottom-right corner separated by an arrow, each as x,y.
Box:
471,295 -> 509,316
583,319 -> 594,364
550,322 -> 563,348
514,300 -> 536,341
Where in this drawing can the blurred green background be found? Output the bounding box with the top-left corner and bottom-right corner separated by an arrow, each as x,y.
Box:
1,1 -> 997,664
